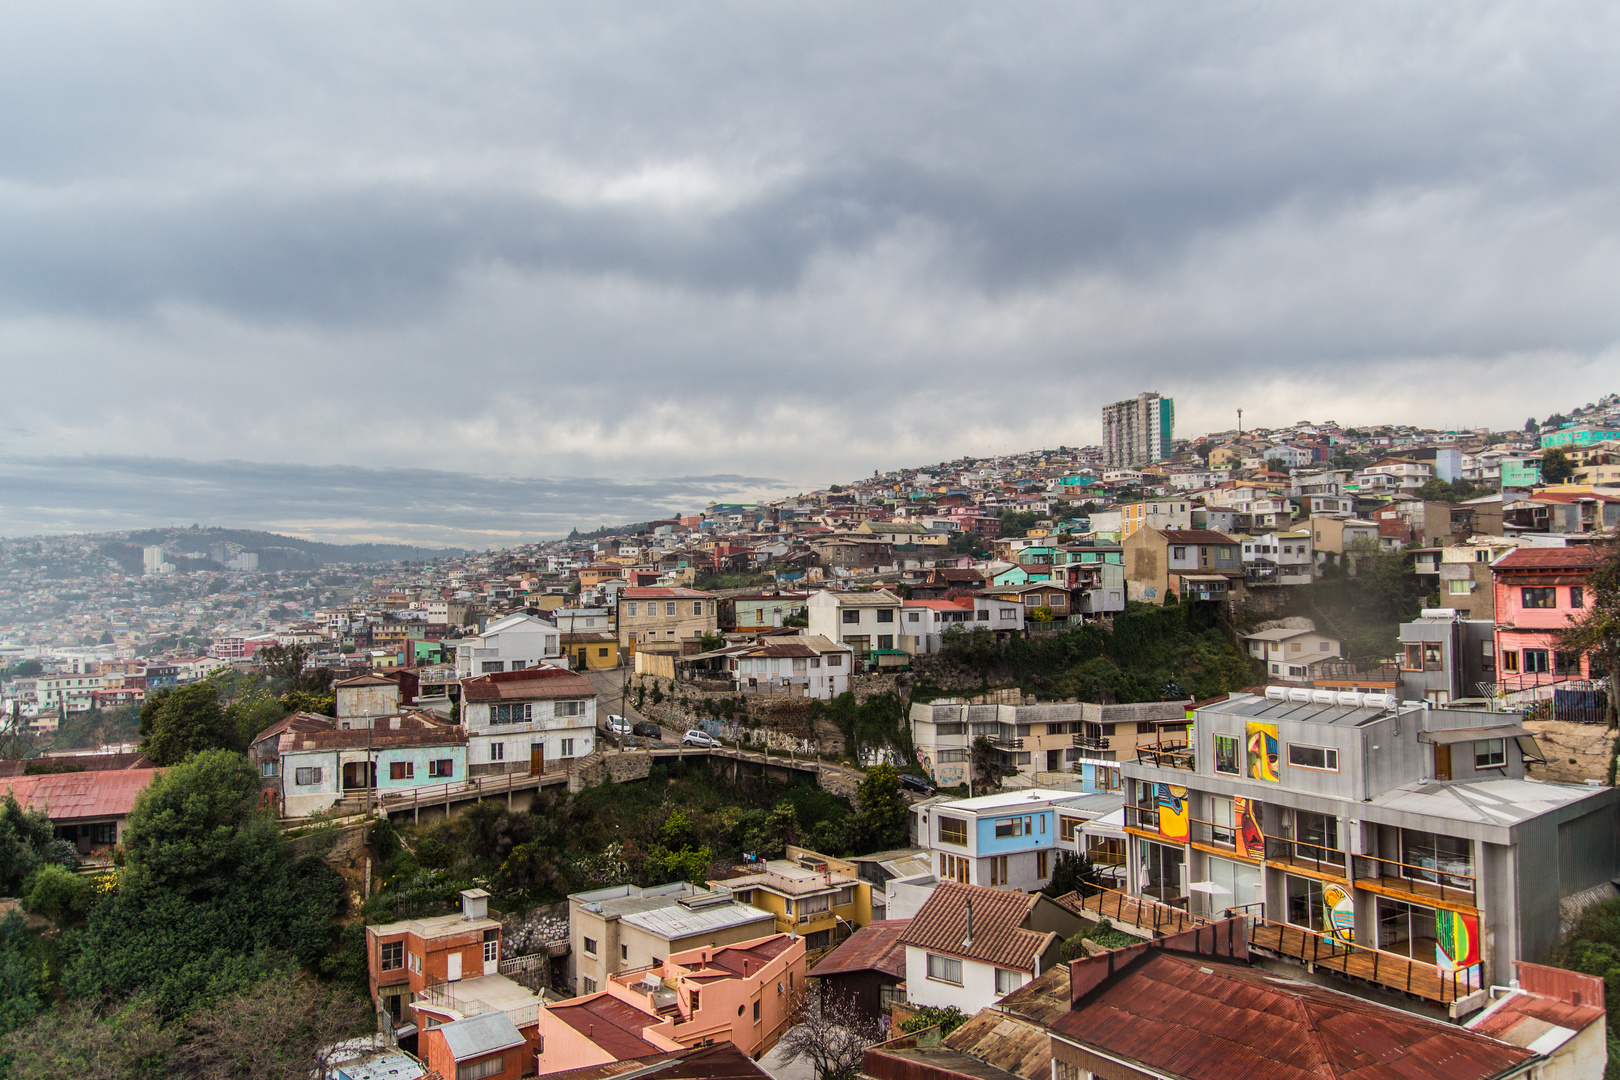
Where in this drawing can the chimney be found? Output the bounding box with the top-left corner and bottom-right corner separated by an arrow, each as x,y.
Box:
963,897 -> 974,946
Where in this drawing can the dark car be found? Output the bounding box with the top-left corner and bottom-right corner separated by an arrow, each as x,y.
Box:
632,720 -> 662,738
898,773 -> 936,794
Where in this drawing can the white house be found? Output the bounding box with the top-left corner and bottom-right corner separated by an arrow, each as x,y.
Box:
897,882 -> 1068,1015
1238,530 -> 1315,587
914,788 -> 1097,892
453,613 -> 563,677
1241,625 -> 1343,681
899,599 -> 1025,655
459,667 -> 597,776
806,590 -> 904,659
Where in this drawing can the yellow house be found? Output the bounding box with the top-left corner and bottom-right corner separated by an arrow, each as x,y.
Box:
711,848 -> 871,953
1208,445 -> 1243,468
562,632 -> 620,670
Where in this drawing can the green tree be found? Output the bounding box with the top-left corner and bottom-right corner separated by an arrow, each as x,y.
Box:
1548,896 -> 1620,1073
998,510 -> 1042,536
970,735 -> 1016,791
0,910 -> 48,1037
1524,416 -> 1539,434
1041,851 -> 1103,900
947,531 -> 986,556
0,998 -> 175,1080
1542,447 -> 1576,484
139,683 -> 243,764
22,863 -> 94,924
855,765 -> 908,851
1558,538 -> 1620,728
176,971 -> 371,1080
67,750 -> 346,1016
0,792 -> 76,894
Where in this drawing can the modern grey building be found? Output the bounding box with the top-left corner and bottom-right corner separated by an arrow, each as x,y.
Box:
1102,391 -> 1175,468
1116,688 -> 1617,1011
1399,610 -> 1497,705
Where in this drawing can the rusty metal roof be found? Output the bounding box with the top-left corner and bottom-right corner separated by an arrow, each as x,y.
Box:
810,919 -> 909,979
1494,547 -> 1606,571
546,994 -> 665,1061
897,882 -> 1055,974
0,768 -> 160,822
540,1043 -> 770,1080
944,1007 -> 1052,1080
1050,950 -> 1534,1080
461,668 -> 597,703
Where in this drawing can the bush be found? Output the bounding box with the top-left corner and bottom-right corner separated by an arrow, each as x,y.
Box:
899,1005 -> 967,1036
22,864 -> 93,924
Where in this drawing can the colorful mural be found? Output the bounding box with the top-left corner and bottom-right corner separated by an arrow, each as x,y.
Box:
1156,783 -> 1190,843
1436,909 -> 1481,971
1321,883 -> 1354,945
1235,797 -> 1264,860
1246,722 -> 1280,782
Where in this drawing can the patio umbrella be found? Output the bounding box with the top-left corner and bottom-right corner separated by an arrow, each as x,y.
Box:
1187,881 -> 1231,895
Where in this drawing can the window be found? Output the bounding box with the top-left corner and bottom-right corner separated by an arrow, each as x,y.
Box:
408,952 -> 422,974
1522,587 -> 1557,609
1448,579 -> 1470,595
458,1054 -> 507,1080
926,954 -> 963,984
666,602 -> 677,616
484,936 -> 499,964
835,886 -> 855,906
908,611 -> 921,622
560,738 -> 575,757
1474,739 -> 1506,769
1556,651 -> 1582,675
976,610 -> 989,621
1037,850 -> 1049,879
753,1000 -> 761,1022
598,648 -> 609,657
557,700 -> 583,716
1571,587 -> 1585,609
877,635 -> 894,650
1000,608 -> 1018,619
995,968 -> 1021,995
1401,643 -> 1424,672
693,601 -> 704,616
1172,546 -> 1186,559
995,817 -> 1027,838
842,610 -> 860,624
583,937 -> 597,956
876,609 -> 894,623
389,761 -> 414,781
490,743 -> 505,761
1502,650 -> 1520,672
1285,875 -> 1326,932
1208,796 -> 1235,847
1288,744 -> 1339,772
1214,734 -> 1240,775
492,703 -> 532,724
938,817 -> 967,845
429,759 -> 453,778
627,602 -> 638,616
1059,815 -> 1083,842
988,855 -> 1010,885
380,941 -> 404,971
581,977 -> 596,995
295,767 -> 322,786
1523,649 -> 1550,674
826,654 -> 843,667
938,853 -> 969,882
260,760 -> 279,778
481,661 -> 504,673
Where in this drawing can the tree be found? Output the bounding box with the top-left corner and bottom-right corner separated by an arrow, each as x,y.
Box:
22,863 -> 94,924
0,998 -> 175,1080
947,531 -> 986,556
138,683 -> 239,764
1558,537 -> 1620,728
67,750 -> 346,1016
970,735 -> 1015,792
775,984 -> 884,1080
1525,417 -> 1539,434
1542,448 -> 1576,484
177,971 -> 372,1080
0,910 -> 48,1038
855,764 -> 908,851
1041,851 -> 1103,900
898,1004 -> 968,1035
0,791 -> 76,894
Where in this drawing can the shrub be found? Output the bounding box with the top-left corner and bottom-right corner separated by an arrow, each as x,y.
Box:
22,864 -> 93,924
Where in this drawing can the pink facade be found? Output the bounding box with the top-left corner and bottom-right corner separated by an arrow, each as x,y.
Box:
1492,548 -> 1602,689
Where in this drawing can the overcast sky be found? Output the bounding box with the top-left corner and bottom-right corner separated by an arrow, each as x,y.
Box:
2,2 -> 1617,544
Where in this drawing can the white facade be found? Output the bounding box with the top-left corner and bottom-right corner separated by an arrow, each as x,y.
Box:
806,590 -> 905,655
899,601 -> 1025,655
454,613 -> 563,677
463,694 -> 596,773
903,945 -> 1028,1014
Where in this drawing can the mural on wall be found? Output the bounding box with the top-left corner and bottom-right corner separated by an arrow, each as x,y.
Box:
1435,909 -> 1481,972
1156,783 -> 1190,843
1235,798 -> 1264,860
1246,722 -> 1281,782
1321,883 -> 1355,945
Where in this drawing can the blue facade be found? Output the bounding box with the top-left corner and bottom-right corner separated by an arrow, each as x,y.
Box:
975,809 -> 1056,855
375,745 -> 468,789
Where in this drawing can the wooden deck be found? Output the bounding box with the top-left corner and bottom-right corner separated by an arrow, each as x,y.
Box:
1068,887 -> 1206,936
1246,919 -> 1477,1005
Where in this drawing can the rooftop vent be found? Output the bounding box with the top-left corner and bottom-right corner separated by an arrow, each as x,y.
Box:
461,888 -> 491,921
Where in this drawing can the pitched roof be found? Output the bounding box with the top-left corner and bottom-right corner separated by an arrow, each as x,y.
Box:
0,768 -> 160,821
1141,528 -> 1239,545
621,588 -> 716,599
546,994 -> 665,1060
897,882 -> 1055,973
1049,950 -> 1533,1080
280,712 -> 465,751
538,1043 -> 771,1080
461,667 -> 596,703
437,1013 -> 525,1062
250,710 -> 335,748
810,920 -> 909,979
1494,547 -> 1607,570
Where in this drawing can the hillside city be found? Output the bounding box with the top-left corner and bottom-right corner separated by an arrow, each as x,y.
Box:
4,389 -> 1620,1080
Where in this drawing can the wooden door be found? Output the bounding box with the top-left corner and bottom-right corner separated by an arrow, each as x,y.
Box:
529,745 -> 544,776
1433,744 -> 1452,781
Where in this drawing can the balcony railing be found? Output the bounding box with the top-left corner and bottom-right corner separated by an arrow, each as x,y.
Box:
1188,818 -> 1239,852
989,736 -> 1024,751
1236,913 -> 1482,1006
1352,853 -> 1477,907
1134,744 -> 1195,770
1263,833 -> 1346,874
1072,732 -> 1109,751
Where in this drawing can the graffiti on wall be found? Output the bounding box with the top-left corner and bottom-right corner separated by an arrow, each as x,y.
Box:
1321,883 -> 1354,945
1435,909 -> 1481,972
1235,797 -> 1264,860
1156,783 -> 1190,843
1246,722 -> 1280,782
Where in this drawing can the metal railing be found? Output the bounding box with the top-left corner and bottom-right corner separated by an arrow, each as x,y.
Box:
1351,853 -> 1476,906
989,735 -> 1024,750
1188,818 -> 1238,851
1134,744 -> 1195,770
1072,732 -> 1109,750
1122,803 -> 1160,832
1236,912 -> 1482,1005
1263,833 -> 1346,873
1082,885 -> 1204,934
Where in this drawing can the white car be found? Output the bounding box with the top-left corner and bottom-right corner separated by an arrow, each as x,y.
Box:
681,729 -> 719,748
606,715 -> 632,737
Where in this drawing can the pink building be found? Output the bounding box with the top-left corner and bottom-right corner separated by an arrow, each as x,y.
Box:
1492,547 -> 1604,694
534,934 -> 806,1075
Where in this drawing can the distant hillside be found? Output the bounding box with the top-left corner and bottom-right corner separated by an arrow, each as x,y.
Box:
101,527 -> 464,572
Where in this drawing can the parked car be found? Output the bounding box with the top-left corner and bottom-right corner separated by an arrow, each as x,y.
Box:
898,773 -> 936,795
632,720 -> 662,738
681,729 -> 719,748
605,715 -> 631,737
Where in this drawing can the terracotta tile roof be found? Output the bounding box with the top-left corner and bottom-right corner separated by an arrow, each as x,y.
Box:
1049,950 -> 1533,1080
250,710 -> 335,748
546,994 -> 665,1060
461,668 -> 596,703
1494,547 -> 1607,570
897,882 -> 1056,974
810,920 -> 909,979
704,935 -> 796,975
1,768 -> 160,821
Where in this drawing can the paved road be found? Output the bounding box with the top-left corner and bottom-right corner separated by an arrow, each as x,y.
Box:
582,667 -> 683,743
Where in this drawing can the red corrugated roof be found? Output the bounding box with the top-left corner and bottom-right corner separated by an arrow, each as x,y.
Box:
461,668 -> 597,702
1,768 -> 160,821
810,920 -> 910,979
1494,547 -> 1607,570
547,995 -> 665,1061
1050,951 -> 1533,1080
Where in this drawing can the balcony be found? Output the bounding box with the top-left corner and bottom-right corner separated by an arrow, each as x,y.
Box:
989,735 -> 1024,751
1263,833 -> 1346,876
1072,731 -> 1109,751
1352,853 -> 1477,908
1134,744 -> 1195,770
1239,914 -> 1481,1007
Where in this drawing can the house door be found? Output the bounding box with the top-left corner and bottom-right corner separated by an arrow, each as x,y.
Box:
1047,750 -> 1063,772
447,952 -> 462,982
529,745 -> 545,776
1433,744 -> 1452,782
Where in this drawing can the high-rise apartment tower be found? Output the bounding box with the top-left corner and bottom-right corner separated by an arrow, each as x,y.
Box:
1102,392 -> 1174,467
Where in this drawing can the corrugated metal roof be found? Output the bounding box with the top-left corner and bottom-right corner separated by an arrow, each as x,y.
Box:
540,1043 -> 771,1080
897,882 -> 1054,973
1495,547 -> 1606,570
1050,950 -> 1534,1080
436,1013 -> 525,1061
461,669 -> 596,702
620,902 -> 775,940
547,995 -> 665,1061
810,920 -> 909,979
0,768 -> 159,821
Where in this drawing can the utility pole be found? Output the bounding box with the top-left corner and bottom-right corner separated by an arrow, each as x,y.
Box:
1237,408 -> 1243,438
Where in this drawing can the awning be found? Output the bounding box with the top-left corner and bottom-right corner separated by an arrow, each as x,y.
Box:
1179,574 -> 1230,583
1420,725 -> 1530,744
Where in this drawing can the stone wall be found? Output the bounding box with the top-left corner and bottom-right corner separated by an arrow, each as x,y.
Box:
604,752 -> 653,783
1524,720 -> 1616,785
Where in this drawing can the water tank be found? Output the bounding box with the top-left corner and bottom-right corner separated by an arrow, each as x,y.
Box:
1265,686 -> 1288,700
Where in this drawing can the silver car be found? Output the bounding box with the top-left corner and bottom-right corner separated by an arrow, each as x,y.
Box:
681,729 -> 719,748
606,715 -> 632,737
